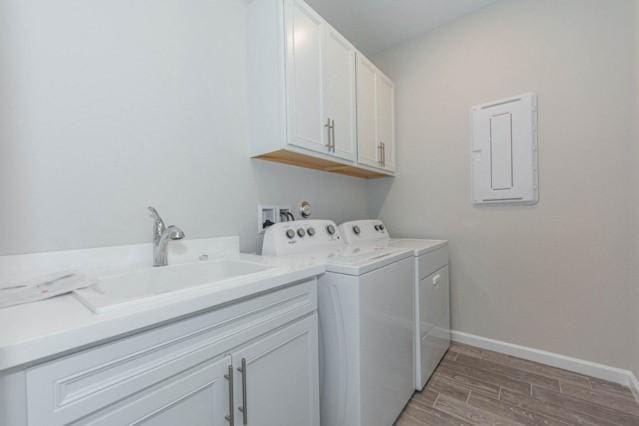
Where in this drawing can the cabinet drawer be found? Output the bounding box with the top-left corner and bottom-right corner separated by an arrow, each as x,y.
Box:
26,280 -> 317,426
417,246 -> 448,280
76,355 -> 231,426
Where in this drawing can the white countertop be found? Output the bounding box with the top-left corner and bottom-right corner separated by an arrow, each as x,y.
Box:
0,239 -> 324,371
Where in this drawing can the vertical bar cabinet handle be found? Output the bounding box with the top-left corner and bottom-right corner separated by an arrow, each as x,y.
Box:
331,119 -> 336,152
225,365 -> 234,425
382,142 -> 386,167
237,358 -> 248,425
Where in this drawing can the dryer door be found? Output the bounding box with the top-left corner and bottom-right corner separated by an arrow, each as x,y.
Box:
419,265 -> 451,387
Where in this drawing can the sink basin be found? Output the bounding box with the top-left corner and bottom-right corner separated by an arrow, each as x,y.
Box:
74,260 -> 276,314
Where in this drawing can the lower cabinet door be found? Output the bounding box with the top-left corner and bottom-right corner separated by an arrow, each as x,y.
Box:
232,314 -> 320,426
79,355 -> 232,426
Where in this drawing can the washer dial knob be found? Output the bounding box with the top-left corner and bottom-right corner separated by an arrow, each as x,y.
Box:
374,225 -> 381,231
307,227 -> 316,237
297,228 -> 306,238
286,229 -> 296,239
326,224 -> 336,235
353,225 -> 361,235
379,224 -> 385,231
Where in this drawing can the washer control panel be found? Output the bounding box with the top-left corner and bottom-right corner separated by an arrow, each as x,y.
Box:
262,220 -> 344,256
338,220 -> 389,244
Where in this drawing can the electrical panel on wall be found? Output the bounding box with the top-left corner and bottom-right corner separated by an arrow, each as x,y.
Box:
471,93 -> 539,205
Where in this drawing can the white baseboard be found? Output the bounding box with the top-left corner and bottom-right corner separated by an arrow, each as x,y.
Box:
451,330 -> 639,400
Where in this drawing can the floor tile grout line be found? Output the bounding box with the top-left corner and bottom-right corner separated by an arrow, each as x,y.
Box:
434,394 -> 482,426
432,391 -> 441,408
399,345 -> 639,426
453,351 -> 565,392
532,383 -> 639,422
452,345 -> 601,390
432,368 -> 502,399
402,413 -> 428,426
557,380 -> 639,410
442,357 -> 538,394
452,355 -> 597,399
444,392 -> 524,426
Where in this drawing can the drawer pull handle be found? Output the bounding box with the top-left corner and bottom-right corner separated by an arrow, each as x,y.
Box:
331,119 -> 336,152
225,365 -> 234,425
325,118 -> 332,151
237,358 -> 248,425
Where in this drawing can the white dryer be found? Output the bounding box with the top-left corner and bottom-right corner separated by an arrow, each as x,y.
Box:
339,220 -> 450,391
262,220 -> 415,426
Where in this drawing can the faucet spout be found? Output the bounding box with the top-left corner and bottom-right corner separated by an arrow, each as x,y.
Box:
149,207 -> 185,267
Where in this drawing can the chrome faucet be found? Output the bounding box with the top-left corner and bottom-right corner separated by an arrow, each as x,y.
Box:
148,206 -> 185,267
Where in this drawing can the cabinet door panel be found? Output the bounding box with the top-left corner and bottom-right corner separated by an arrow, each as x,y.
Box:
324,26 -> 356,161
284,0 -> 326,153
232,315 -> 319,426
79,356 -> 231,426
356,54 -> 380,168
376,73 -> 395,171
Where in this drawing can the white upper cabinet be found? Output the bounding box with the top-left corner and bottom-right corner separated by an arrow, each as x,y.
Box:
247,0 -> 395,178
356,53 -> 396,172
356,54 -> 380,168
323,25 -> 357,161
284,0 -> 326,153
376,71 -> 396,172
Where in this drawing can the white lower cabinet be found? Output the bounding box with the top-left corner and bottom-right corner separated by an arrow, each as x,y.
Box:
231,315 -> 319,426
12,280 -> 319,426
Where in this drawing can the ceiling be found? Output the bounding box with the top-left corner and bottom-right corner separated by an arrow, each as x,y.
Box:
304,0 -> 497,55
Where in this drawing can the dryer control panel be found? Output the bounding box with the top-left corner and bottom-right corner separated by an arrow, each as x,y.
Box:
339,220 -> 389,244
262,220 -> 344,256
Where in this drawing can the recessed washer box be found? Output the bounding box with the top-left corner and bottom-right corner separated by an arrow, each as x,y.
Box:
471,93 -> 539,205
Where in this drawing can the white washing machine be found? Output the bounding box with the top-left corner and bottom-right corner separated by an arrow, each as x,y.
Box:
262,220 -> 415,426
339,220 -> 450,391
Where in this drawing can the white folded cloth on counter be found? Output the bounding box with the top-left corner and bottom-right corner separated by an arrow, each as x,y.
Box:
0,271 -> 98,308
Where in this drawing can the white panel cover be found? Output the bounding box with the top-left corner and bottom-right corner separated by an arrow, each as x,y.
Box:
471,93 -> 538,205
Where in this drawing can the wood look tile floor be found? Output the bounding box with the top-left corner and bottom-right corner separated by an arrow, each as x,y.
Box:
395,343 -> 639,426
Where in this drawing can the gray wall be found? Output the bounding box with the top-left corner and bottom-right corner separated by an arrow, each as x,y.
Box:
371,0 -> 638,371
0,0 -> 369,255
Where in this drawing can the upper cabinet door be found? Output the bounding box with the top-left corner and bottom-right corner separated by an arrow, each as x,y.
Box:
376,72 -> 396,172
356,53 -> 396,172
356,54 -> 381,168
284,0 -> 326,153
323,25 -> 357,161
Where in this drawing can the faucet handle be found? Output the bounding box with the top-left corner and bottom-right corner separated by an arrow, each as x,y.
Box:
148,206 -> 166,230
